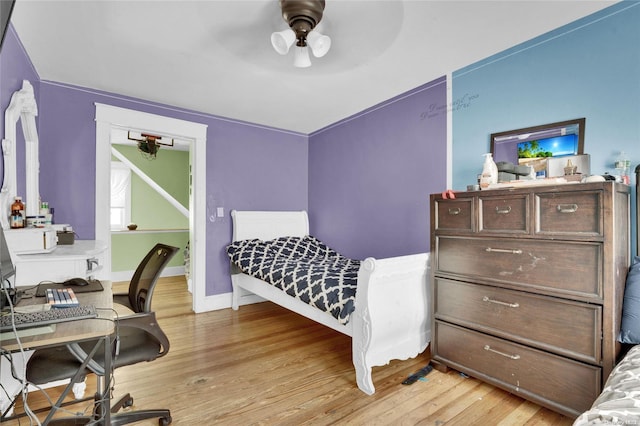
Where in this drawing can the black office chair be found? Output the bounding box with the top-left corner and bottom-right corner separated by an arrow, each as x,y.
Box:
25,243 -> 179,425
26,312 -> 171,425
113,243 -> 180,313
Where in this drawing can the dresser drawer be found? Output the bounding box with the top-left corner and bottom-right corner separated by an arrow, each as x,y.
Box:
434,278 -> 601,363
536,190 -> 602,237
433,322 -> 601,417
479,194 -> 529,234
434,236 -> 602,299
434,198 -> 474,232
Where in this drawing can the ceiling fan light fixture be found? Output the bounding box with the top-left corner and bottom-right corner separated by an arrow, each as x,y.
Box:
271,28 -> 296,55
293,45 -> 312,68
137,137 -> 159,160
272,0 -> 329,67
307,30 -> 331,58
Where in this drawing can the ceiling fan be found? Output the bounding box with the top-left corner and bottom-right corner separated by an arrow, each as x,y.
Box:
270,0 -> 331,68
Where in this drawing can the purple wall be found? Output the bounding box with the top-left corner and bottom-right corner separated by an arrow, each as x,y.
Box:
206,123 -> 308,294
308,78 -> 447,260
38,83 -> 99,237
0,25 -> 39,196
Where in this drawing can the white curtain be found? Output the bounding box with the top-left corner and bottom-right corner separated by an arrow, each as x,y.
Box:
110,162 -> 131,229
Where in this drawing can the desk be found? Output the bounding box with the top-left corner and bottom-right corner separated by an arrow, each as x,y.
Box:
1,281 -> 116,424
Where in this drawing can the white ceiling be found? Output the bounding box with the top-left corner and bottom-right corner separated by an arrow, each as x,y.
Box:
10,0 -> 619,134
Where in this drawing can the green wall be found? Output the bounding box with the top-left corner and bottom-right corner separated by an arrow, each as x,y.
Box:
111,144 -> 189,272
111,232 -> 188,272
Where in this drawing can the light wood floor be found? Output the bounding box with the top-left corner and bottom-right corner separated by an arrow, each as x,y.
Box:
6,276 -> 574,425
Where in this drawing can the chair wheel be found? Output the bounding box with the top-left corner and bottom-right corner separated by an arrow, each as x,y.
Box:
123,396 -> 134,408
159,415 -> 172,425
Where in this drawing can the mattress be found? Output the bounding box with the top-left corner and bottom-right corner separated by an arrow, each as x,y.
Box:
227,235 -> 360,324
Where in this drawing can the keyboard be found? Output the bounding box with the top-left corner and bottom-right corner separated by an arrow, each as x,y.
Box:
0,305 -> 98,332
46,288 -> 79,307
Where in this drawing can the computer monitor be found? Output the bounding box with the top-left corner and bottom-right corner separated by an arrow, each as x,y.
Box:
0,226 -> 16,283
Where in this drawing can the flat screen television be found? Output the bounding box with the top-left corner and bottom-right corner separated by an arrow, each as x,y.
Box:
0,0 -> 16,53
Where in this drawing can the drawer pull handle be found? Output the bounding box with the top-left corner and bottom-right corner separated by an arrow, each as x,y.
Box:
482,296 -> 519,308
485,247 -> 523,255
557,203 -> 578,213
448,207 -> 461,215
484,345 -> 521,360
495,205 -> 512,214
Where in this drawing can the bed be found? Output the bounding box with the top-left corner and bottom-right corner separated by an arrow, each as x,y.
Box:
573,344 -> 640,424
227,210 -> 431,395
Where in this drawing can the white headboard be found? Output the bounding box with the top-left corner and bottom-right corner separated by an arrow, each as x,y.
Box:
231,210 -> 309,242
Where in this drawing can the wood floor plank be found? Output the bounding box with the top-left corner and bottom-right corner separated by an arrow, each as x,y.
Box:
498,400 -> 545,425
4,276 -> 575,425
444,386 -> 523,424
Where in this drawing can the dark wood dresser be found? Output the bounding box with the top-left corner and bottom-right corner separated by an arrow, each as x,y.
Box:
429,181 -> 630,418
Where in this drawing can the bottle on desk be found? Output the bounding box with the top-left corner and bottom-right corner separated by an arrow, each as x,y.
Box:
10,196 -> 25,229
40,201 -> 53,225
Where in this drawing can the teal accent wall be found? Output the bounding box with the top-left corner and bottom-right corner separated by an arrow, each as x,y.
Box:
111,145 -> 189,271
451,2 -> 640,255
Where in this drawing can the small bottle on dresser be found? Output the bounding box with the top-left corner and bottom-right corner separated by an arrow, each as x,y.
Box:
10,196 -> 25,228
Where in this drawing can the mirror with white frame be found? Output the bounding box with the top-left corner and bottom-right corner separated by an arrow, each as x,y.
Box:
1,80 -> 40,229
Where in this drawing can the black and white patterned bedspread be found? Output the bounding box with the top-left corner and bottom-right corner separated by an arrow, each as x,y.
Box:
573,344 -> 640,425
226,236 -> 360,325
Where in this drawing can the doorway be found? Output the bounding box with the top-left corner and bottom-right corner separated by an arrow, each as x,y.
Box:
94,104 -> 207,312
109,128 -> 190,283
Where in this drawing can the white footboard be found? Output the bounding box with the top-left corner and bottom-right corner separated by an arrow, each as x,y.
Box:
231,252 -> 430,395
229,207 -> 430,395
351,252 -> 431,395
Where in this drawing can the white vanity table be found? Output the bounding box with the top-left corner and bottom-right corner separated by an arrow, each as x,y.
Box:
11,239 -> 107,286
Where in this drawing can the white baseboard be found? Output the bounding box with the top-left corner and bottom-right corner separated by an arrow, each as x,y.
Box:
194,292 -> 265,313
109,265 -> 185,283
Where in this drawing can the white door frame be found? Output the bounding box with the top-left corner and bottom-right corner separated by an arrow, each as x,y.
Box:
95,104 -> 208,312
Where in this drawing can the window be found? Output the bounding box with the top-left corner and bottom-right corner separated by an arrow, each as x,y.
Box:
110,162 -> 131,230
